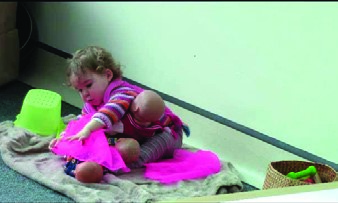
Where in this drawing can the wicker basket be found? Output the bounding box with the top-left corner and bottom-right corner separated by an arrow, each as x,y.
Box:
262,160 -> 337,190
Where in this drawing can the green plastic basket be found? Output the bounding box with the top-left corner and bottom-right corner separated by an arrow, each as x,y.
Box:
14,89 -> 65,137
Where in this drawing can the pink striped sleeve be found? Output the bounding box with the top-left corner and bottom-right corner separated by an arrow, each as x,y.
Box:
92,87 -> 138,131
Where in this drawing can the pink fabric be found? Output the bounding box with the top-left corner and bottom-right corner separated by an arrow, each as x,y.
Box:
144,149 -> 221,184
51,114 -> 130,173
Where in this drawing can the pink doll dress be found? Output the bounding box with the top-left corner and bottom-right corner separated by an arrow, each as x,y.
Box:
51,113 -> 130,173
144,149 -> 221,184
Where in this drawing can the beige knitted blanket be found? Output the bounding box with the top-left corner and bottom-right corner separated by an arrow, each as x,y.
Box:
0,116 -> 243,203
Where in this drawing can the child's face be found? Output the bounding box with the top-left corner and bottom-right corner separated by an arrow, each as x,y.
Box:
70,69 -> 113,106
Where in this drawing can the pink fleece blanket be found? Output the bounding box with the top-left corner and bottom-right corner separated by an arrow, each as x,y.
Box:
51,114 -> 130,173
145,149 -> 222,184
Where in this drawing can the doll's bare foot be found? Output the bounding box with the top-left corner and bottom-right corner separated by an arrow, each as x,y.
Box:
115,138 -> 140,164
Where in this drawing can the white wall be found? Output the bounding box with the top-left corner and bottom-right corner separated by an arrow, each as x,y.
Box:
26,2 -> 338,166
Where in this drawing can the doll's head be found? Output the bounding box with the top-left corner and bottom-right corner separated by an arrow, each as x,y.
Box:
75,161 -> 103,183
130,90 -> 165,126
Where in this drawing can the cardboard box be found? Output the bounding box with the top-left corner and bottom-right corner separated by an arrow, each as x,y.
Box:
0,29 -> 19,86
0,2 -> 17,35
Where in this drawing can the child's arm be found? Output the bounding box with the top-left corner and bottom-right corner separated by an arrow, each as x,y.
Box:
67,87 -> 138,141
92,87 -> 138,133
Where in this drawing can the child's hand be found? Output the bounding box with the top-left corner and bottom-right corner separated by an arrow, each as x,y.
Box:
49,138 -> 60,150
65,119 -> 103,142
66,128 -> 91,141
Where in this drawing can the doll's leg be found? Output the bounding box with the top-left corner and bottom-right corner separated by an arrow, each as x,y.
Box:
127,130 -> 183,169
115,138 -> 141,164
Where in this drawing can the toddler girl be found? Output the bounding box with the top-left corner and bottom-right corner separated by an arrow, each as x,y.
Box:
49,46 -> 187,172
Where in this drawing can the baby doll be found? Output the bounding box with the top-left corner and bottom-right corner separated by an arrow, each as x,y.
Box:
109,89 -> 166,138
73,90 -> 165,183
113,90 -> 165,162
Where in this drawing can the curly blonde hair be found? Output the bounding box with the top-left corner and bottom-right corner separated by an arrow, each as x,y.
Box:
66,46 -> 123,86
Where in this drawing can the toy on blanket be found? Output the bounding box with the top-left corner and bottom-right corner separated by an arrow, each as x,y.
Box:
64,156 -> 79,177
14,89 -> 65,137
